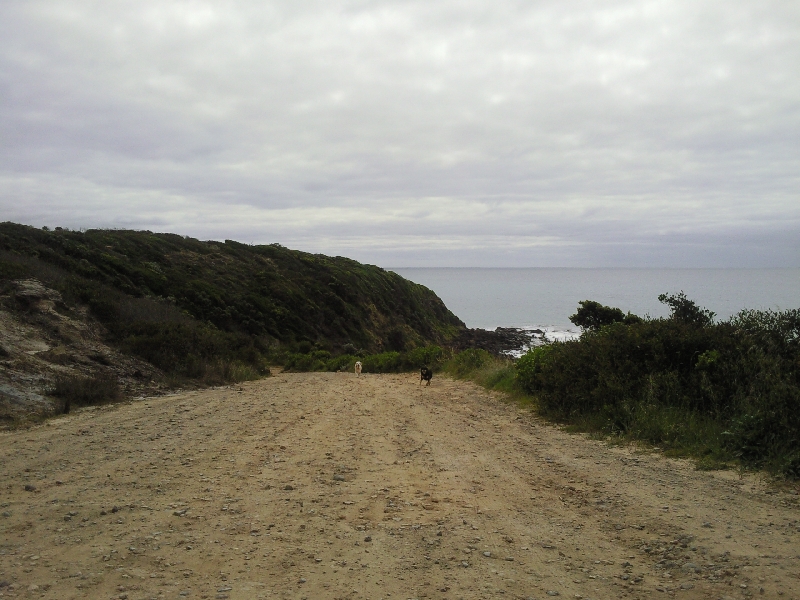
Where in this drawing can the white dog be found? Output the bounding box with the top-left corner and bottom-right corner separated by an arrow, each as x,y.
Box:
354,361 -> 362,376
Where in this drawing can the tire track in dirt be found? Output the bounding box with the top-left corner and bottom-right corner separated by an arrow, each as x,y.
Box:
1,372 -> 798,600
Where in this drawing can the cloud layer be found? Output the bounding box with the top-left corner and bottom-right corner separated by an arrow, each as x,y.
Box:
2,0 -> 798,266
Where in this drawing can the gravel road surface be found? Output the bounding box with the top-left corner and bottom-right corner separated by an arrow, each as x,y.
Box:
1,373 -> 799,600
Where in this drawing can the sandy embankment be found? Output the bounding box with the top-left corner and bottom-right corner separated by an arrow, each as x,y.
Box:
1,373 -> 798,600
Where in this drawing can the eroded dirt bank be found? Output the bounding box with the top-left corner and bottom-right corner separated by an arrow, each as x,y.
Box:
1,373 -> 799,600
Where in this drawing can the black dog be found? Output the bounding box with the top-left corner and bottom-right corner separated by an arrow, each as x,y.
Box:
420,366 -> 433,386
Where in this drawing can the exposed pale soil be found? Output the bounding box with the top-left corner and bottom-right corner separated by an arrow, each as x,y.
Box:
0,279 -> 165,421
1,373 -> 799,600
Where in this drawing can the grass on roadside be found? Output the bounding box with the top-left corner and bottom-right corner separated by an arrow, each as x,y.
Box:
433,347 -> 741,474
441,348 -> 520,397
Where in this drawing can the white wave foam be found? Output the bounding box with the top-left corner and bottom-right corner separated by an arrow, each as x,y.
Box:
500,326 -> 581,358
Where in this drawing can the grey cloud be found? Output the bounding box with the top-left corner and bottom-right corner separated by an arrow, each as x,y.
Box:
1,0 -> 798,265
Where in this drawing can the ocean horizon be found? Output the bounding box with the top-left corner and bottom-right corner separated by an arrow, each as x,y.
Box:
391,268 -> 800,339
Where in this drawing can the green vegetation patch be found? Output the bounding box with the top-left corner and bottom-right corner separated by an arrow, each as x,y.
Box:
516,294 -> 800,478
0,223 -> 465,385
49,373 -> 121,413
283,345 -> 448,374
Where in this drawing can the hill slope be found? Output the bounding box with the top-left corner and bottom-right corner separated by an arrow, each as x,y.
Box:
0,223 -> 464,349
0,223 -> 466,416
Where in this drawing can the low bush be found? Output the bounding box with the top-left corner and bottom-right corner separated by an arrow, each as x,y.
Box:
49,373 -> 121,413
283,350 -> 335,372
281,345 -> 449,374
516,296 -> 800,477
515,346 -> 554,394
444,348 -> 494,378
199,360 -> 264,385
361,351 -> 402,373
322,354 -> 361,372
118,321 -> 266,379
404,345 -> 446,369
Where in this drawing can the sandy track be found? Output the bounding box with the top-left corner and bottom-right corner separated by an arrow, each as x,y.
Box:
1,373 -> 799,600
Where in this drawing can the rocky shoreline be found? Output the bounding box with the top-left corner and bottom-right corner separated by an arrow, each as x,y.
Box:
452,326 -> 544,355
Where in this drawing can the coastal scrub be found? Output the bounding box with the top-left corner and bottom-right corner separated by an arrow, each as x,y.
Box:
516,295 -> 800,477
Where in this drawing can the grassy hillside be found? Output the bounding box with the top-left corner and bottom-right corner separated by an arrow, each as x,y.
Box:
0,223 -> 465,380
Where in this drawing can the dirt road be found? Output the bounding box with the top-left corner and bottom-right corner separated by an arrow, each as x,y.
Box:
1,373 -> 799,600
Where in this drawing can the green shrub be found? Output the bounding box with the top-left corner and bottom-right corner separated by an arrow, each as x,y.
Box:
569,300 -> 640,331
0,258 -> 28,280
658,291 -> 715,327
88,295 -> 119,321
282,349 -> 337,372
281,345 -> 448,374
283,353 -> 323,372
362,351 -> 402,373
49,373 -> 121,412
118,321 -> 266,380
515,296 -> 800,477
445,348 -> 493,378
324,354 -> 360,372
515,345 -> 554,394
404,345 -> 446,369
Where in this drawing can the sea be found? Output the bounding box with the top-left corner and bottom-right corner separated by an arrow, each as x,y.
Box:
391,268 -> 800,344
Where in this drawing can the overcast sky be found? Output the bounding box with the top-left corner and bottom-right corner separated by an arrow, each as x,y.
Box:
1,1 -> 798,267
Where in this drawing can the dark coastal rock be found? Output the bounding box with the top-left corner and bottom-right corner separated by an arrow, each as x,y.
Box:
451,327 -> 541,355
